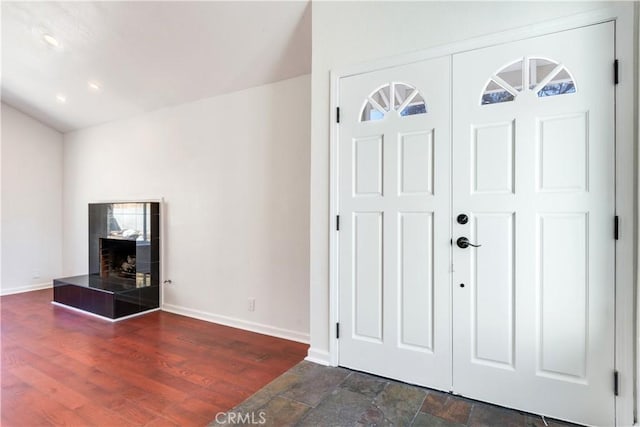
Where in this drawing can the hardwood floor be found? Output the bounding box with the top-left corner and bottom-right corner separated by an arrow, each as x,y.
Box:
1,289 -> 308,426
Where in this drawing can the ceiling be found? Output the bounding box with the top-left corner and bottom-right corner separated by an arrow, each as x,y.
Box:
1,1 -> 311,133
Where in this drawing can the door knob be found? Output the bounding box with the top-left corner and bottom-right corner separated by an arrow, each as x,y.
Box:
456,237 -> 481,249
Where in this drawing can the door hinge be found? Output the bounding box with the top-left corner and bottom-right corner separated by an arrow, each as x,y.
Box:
336,107 -> 340,123
614,216 -> 619,240
614,371 -> 619,396
614,59 -> 619,85
336,322 -> 340,339
336,215 -> 340,231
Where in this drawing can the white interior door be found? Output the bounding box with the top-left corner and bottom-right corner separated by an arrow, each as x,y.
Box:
338,58 -> 451,390
452,23 -> 615,426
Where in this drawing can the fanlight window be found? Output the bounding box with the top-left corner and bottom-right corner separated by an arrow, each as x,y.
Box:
481,57 -> 576,105
360,82 -> 427,122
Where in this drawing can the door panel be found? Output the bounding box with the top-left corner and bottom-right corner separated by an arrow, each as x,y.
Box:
538,213 -> 588,380
537,113 -> 588,192
399,212 -> 434,351
471,212 -> 515,368
472,122 -> 515,194
338,58 -> 451,390
399,131 -> 434,195
353,212 -> 383,341
354,136 -> 383,196
452,23 -> 615,426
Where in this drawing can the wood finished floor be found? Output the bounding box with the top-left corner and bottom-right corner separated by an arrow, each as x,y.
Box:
0,289 -> 308,426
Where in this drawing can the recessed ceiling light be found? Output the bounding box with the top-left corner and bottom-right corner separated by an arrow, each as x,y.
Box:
88,81 -> 102,91
43,34 -> 59,47
56,94 -> 66,104
32,27 -> 64,51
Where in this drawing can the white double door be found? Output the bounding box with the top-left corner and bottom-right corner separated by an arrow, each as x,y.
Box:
338,23 -> 615,426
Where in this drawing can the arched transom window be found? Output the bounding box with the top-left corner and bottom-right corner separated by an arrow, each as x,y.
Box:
481,57 -> 576,105
360,82 -> 427,122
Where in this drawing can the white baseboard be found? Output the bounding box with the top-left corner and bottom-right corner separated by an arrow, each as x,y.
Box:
161,303 -> 309,344
305,348 -> 331,366
1,281 -> 52,296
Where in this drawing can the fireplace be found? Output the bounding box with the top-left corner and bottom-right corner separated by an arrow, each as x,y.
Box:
99,238 -> 136,279
53,201 -> 160,319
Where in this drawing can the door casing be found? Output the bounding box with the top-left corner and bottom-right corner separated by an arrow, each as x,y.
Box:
326,5 -> 637,426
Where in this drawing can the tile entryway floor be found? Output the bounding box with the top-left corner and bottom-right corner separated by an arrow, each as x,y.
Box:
210,361 -> 579,427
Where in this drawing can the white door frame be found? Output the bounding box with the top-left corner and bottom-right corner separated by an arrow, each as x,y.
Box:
327,5 -> 637,426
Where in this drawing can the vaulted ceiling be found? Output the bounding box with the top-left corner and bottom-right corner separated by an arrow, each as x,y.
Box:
1,1 -> 311,132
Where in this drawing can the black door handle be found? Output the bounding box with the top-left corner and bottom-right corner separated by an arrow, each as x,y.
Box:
457,237 -> 481,249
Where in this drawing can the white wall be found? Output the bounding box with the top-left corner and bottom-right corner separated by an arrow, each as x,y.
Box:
64,75 -> 310,342
1,103 -> 63,294
309,1 -> 614,362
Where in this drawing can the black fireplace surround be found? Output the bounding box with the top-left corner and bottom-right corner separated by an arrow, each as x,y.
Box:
53,202 -> 160,319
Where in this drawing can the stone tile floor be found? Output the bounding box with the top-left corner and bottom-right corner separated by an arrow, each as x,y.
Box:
210,361 -> 580,427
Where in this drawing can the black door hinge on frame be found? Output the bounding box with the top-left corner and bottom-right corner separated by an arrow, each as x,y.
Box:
336,215 -> 340,231
614,59 -> 619,85
614,371 -> 619,396
614,216 -> 619,240
336,322 -> 340,339
336,107 -> 341,123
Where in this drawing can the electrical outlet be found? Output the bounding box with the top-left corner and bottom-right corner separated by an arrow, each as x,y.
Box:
248,298 -> 255,312
33,271 -> 40,279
